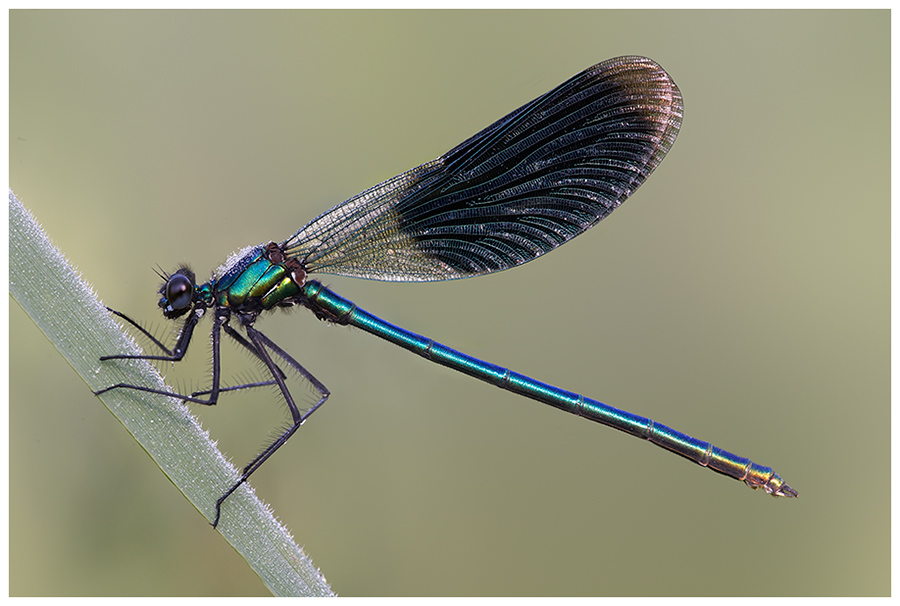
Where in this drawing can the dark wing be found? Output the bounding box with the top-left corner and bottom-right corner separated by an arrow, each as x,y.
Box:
284,56 -> 683,281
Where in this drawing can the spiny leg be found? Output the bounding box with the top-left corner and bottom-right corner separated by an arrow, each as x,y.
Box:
96,309 -> 224,406
104,306 -> 175,355
188,324 -> 286,398
212,323 -> 330,528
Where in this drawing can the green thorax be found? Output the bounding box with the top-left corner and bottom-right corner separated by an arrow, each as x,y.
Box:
212,242 -> 304,311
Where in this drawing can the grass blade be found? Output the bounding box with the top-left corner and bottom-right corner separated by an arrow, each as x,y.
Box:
9,189 -> 333,597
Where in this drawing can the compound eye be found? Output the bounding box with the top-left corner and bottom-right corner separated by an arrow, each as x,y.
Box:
165,273 -> 194,310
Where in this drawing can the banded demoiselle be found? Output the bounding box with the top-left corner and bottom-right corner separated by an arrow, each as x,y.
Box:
96,56 -> 797,528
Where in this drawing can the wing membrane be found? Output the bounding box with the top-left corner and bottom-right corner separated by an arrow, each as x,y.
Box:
285,56 -> 683,281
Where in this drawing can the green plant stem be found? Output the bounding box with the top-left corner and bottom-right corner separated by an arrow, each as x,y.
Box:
9,189 -> 333,597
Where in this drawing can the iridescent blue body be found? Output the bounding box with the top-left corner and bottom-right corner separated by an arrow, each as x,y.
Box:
298,280 -> 794,495
97,57 -> 796,529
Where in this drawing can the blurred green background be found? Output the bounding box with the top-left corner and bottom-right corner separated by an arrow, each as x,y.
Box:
9,10 -> 888,597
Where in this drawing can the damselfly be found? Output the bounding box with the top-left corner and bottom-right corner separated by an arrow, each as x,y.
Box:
97,56 -> 797,528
